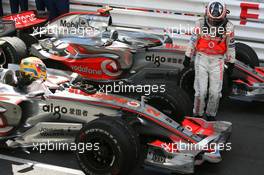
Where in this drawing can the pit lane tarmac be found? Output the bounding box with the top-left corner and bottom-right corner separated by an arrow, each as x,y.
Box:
1,99 -> 264,175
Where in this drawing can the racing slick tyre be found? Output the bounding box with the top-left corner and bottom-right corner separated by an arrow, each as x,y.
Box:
178,64 -> 195,101
75,117 -> 140,175
0,37 -> 27,67
235,42 -> 259,68
126,81 -> 193,122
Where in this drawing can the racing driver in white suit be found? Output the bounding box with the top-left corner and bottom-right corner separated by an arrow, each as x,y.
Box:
183,1 -> 236,121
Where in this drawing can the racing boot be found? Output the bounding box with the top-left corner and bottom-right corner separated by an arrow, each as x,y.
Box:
204,114 -> 216,121
193,115 -> 205,120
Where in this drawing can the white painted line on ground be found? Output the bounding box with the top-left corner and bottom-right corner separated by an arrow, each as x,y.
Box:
0,154 -> 85,175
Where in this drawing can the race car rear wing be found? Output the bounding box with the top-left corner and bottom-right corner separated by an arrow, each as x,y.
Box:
1,10 -> 48,31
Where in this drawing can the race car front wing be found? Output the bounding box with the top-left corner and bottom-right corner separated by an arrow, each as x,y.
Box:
144,117 -> 232,174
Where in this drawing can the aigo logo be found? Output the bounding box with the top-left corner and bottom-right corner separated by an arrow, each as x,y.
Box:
145,54 -> 182,67
145,54 -> 166,67
101,59 -> 122,77
42,103 -> 67,119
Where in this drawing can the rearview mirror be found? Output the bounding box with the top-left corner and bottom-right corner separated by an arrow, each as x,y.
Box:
110,30 -> 118,41
27,91 -> 45,98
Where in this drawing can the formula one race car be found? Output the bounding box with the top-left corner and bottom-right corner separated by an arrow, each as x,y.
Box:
0,63 -> 232,175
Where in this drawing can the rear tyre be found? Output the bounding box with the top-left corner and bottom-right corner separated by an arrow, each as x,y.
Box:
178,64 -> 231,100
0,37 -> 27,67
178,65 -> 195,101
235,42 -> 259,68
76,117 -> 140,175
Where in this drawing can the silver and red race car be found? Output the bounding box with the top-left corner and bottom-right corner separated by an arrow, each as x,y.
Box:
1,8 -> 264,104
0,64 -> 232,175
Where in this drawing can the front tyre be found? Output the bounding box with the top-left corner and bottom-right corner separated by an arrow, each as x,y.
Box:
75,117 -> 140,175
126,81 -> 193,123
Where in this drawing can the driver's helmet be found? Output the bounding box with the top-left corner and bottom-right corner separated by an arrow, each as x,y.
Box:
19,57 -> 47,82
206,1 -> 227,26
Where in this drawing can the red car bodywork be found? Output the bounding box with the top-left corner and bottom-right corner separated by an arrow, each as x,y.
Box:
2,10 -> 48,30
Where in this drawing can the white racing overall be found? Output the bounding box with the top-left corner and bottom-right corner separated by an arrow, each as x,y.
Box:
185,18 -> 236,117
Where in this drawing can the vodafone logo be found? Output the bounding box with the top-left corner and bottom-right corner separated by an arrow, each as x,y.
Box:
101,60 -> 122,77
71,65 -> 102,75
10,13 -> 36,25
184,125 -> 193,132
2,11 -> 38,28
208,41 -> 215,49
127,101 -> 140,108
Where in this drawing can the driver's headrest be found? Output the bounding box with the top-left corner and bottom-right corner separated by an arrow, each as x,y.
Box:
0,69 -> 17,86
0,20 -> 16,37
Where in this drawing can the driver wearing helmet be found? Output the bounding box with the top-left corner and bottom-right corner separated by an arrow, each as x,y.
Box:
183,1 -> 236,121
17,57 -> 51,95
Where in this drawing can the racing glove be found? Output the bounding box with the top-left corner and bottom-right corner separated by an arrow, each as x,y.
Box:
183,56 -> 191,68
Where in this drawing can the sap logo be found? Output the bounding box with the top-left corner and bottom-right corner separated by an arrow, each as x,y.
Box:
42,103 -> 68,119
71,66 -> 102,75
145,54 -> 166,67
60,20 -> 80,28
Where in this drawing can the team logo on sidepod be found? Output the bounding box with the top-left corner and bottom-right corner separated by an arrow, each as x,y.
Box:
127,101 -> 140,108
101,60 -> 122,77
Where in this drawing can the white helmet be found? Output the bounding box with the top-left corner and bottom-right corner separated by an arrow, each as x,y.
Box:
206,1 -> 228,26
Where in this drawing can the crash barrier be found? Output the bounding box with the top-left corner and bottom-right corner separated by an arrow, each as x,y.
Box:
2,0 -> 264,62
